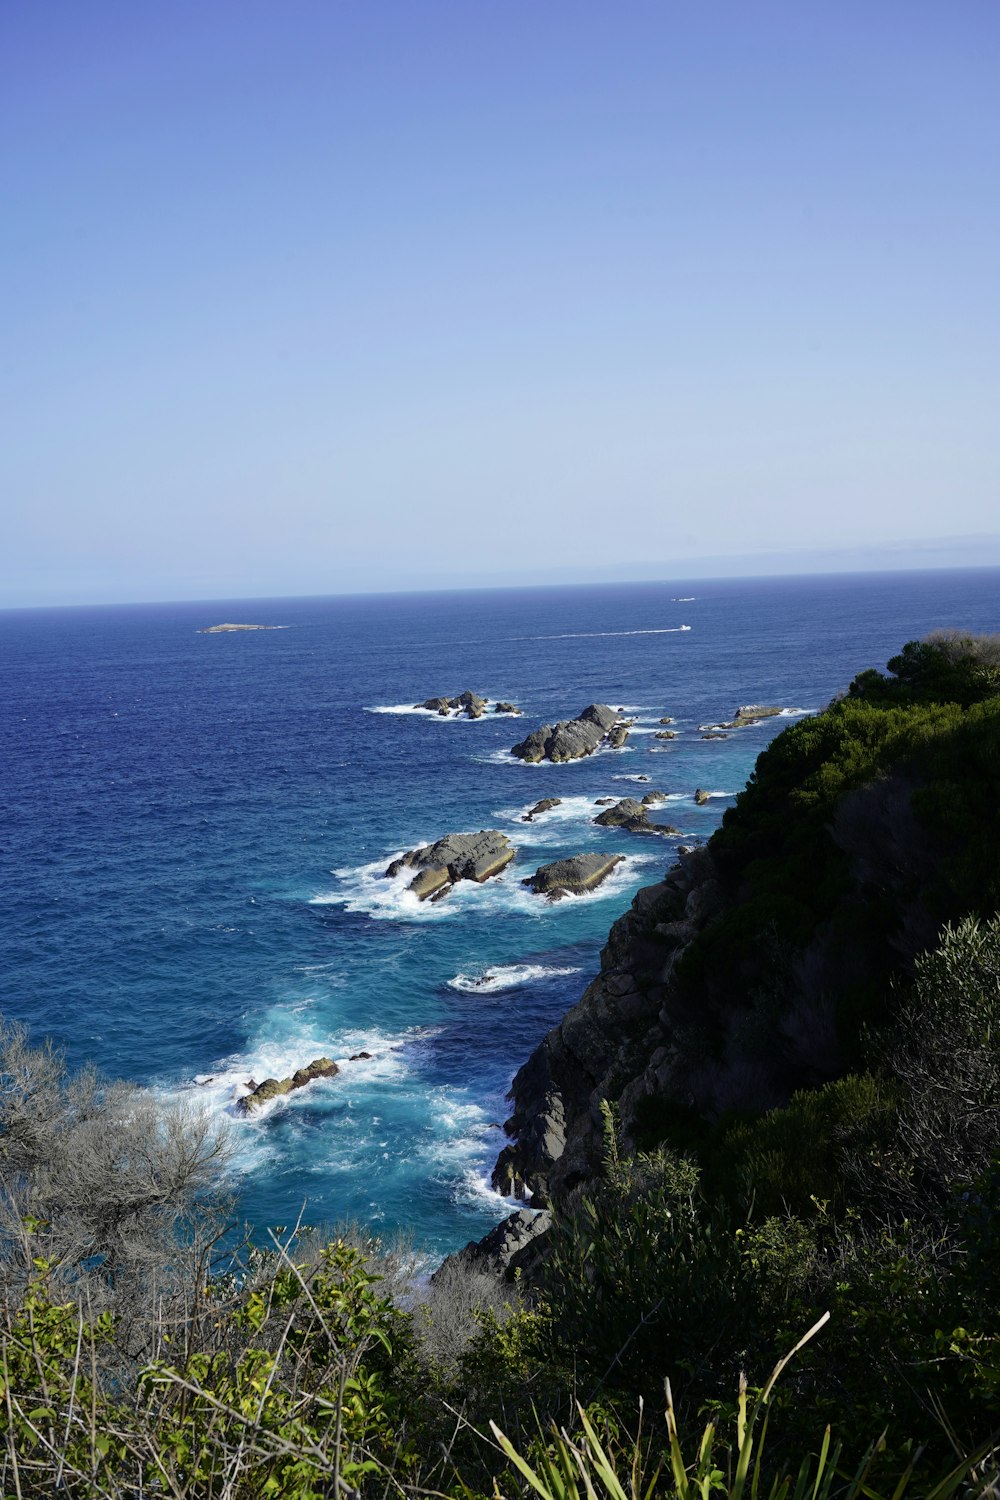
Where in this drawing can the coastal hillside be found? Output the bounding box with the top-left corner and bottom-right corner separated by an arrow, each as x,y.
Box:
493,630 -> 1000,1209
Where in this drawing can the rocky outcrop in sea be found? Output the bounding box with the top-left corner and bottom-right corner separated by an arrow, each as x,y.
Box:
592,798 -> 679,835
522,798 -> 562,822
385,830 -> 515,902
416,691 -> 490,718
510,703 -> 624,763
240,1057 -> 338,1112
523,853 -> 625,901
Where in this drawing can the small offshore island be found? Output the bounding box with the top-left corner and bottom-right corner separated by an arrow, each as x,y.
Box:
198,622 -> 287,633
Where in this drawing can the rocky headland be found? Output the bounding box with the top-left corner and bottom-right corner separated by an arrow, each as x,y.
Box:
490,844 -> 727,1205
385,830 -> 515,902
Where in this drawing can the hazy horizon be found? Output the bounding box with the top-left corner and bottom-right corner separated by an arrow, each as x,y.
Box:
4,4 -> 998,610
4,538 -> 1000,615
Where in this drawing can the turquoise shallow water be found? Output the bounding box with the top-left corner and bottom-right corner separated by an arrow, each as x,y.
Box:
2,571 -> 998,1258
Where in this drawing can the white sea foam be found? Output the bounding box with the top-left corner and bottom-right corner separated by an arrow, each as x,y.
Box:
365,700 -> 522,720
167,1023 -> 423,1150
477,747 -> 608,769
527,626 -> 692,640
448,963 -> 582,994
493,794 -> 606,837
700,707 -> 818,732
312,849 -> 657,922
418,1089 -> 516,1218
367,703 -> 444,716
611,773 -> 658,784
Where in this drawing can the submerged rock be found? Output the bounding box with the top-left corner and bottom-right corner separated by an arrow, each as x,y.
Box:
385,830 -> 515,902
239,1057 -> 338,1113
510,703 -> 624,764
523,853 -> 625,901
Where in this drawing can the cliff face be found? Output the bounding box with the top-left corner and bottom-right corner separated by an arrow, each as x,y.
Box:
492,845 -> 736,1206
490,641 -> 1000,1214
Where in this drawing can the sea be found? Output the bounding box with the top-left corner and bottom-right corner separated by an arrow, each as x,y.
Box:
2,569 -> 998,1262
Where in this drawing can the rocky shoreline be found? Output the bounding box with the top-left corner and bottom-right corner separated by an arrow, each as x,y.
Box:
228,686 -> 801,1270
488,842 -> 730,1208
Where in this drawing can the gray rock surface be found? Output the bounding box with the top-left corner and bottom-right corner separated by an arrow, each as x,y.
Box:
385,831 -> 515,901
735,704 -> 783,722
510,703 -> 623,763
495,701 -> 522,715
608,724 -> 631,749
490,845 -> 733,1206
523,853 -> 625,900
694,788 -> 711,805
433,1207 -> 553,1282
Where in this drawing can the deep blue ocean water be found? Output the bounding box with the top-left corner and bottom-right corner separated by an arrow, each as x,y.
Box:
2,570 -> 998,1259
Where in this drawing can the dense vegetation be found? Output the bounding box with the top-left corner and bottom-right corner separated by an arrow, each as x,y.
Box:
3,633 -> 1000,1496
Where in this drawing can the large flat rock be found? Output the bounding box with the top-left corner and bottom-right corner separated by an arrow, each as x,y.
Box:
523,853 -> 625,901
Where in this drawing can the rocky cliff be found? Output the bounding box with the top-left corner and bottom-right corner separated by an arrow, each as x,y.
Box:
489,637 -> 1000,1220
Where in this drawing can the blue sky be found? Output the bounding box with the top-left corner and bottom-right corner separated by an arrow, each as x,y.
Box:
3,2 -> 998,605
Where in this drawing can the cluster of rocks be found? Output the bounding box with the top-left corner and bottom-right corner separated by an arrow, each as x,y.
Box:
511,703 -> 629,763
386,831 -> 516,902
415,691 -> 521,718
593,797 -> 679,835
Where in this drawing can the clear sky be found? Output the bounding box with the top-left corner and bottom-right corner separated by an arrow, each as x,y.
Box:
3,2 -> 999,606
